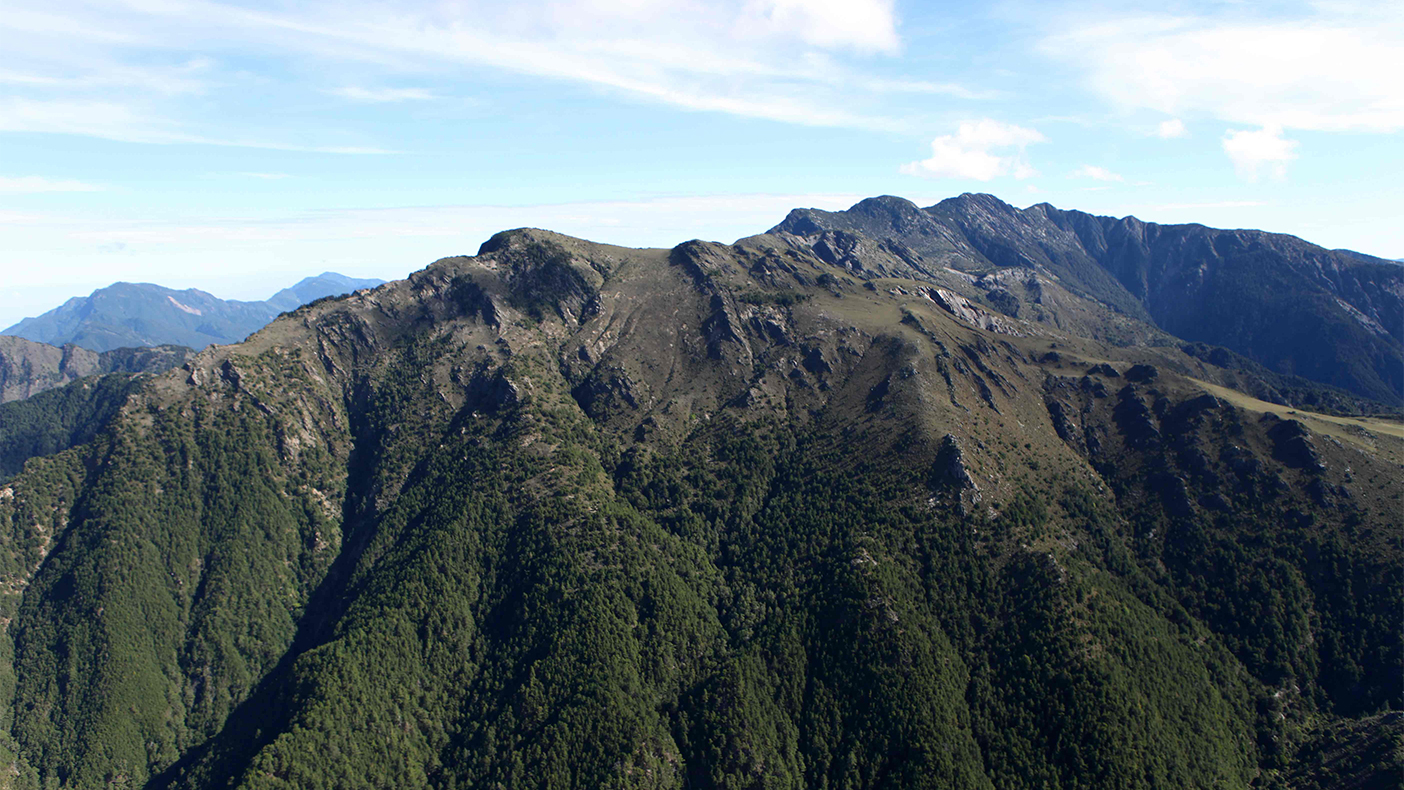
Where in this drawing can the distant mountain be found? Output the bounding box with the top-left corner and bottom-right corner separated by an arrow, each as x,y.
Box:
773,195 -> 1404,406
2,272 -> 385,352
0,335 -> 192,403
265,271 -> 388,312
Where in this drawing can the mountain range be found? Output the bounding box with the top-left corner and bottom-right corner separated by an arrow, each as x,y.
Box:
0,197 -> 1397,789
772,194 -> 1403,408
3,271 -> 385,353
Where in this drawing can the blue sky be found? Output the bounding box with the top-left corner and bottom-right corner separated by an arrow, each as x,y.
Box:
2,0 -> 1401,328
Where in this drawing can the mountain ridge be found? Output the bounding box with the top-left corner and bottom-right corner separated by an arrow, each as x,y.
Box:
0,208 -> 1397,788
3,271 -> 386,353
0,335 -> 193,404
771,194 -> 1404,407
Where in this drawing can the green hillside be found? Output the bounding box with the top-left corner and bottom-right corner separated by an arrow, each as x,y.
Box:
0,225 -> 1398,789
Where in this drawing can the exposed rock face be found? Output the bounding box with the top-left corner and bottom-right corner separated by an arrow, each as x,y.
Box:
1124,364 -> 1159,383
983,286 -> 1021,317
0,337 -> 98,402
1149,471 -> 1195,518
1113,385 -> 1162,450
0,335 -> 193,403
926,288 -> 1025,336
1267,418 -> 1327,472
1222,445 -> 1263,479
934,433 -> 976,490
1087,363 -> 1121,379
1043,395 -> 1086,455
773,194 -> 1404,406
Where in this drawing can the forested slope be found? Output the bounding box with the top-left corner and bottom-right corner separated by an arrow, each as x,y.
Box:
0,224 -> 1398,789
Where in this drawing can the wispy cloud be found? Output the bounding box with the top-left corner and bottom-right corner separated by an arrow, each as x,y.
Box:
329,86 -> 437,103
1042,6 -> 1404,133
737,0 -> 901,53
0,58 -> 213,95
0,0 -> 985,144
0,96 -> 398,152
0,175 -> 103,194
0,96 -> 223,145
1071,164 -> 1123,182
1154,118 -> 1187,139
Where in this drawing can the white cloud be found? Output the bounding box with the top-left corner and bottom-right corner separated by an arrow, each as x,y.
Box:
739,0 -> 900,53
330,86 -> 437,103
1043,8 -> 1404,133
1155,118 -> 1187,138
0,175 -> 103,194
0,97 -> 200,144
0,96 -> 398,152
1222,126 -> 1298,181
1071,164 -> 1123,182
900,119 -> 1046,181
0,0 -> 973,143
0,61 -> 211,96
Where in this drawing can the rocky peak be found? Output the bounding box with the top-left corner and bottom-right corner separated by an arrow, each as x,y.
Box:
931,192 -> 1018,218
846,195 -> 927,229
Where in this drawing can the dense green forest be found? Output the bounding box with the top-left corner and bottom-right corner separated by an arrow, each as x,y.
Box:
0,228 -> 1398,788
0,374 -> 144,482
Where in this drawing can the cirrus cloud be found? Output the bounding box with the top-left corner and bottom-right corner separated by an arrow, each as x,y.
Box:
329,86 -> 437,103
739,0 -> 900,53
0,175 -> 103,194
0,0 -> 956,147
1071,164 -> 1123,182
1042,7 -> 1404,133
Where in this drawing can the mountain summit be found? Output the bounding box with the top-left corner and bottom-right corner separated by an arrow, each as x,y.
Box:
3,272 -> 386,353
773,194 -> 1403,406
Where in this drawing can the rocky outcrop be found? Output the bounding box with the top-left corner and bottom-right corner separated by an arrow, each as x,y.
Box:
1267,418 -> 1327,472
1113,385 -> 1161,450
0,335 -> 192,403
1124,364 -> 1159,383
772,193 -> 1404,407
1086,363 -> 1121,379
934,433 -> 977,491
926,288 -> 1024,336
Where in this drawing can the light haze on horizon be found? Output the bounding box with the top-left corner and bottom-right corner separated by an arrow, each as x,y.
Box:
2,0 -> 1402,329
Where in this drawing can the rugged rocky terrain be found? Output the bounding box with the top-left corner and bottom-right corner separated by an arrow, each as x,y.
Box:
0,205 -> 1398,789
0,336 -> 191,403
773,194 -> 1404,407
